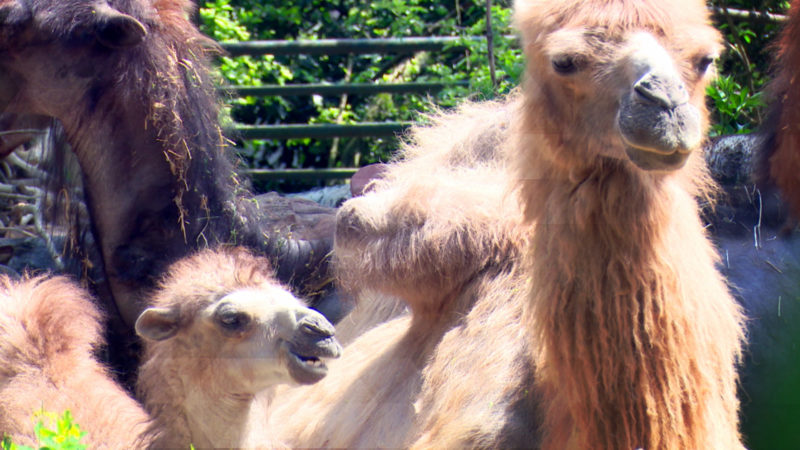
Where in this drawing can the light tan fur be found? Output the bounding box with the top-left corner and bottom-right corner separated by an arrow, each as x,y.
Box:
136,247 -> 340,449
268,99 -> 537,448
0,276 -> 151,448
268,1 -> 745,449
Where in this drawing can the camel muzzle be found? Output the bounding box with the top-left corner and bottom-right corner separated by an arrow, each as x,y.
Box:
617,71 -> 702,171
284,313 -> 342,384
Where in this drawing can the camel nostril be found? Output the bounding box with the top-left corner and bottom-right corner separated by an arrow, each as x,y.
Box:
298,315 -> 335,338
336,205 -> 367,239
633,74 -> 689,110
634,81 -> 672,109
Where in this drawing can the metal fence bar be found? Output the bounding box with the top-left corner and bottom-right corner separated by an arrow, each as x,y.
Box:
223,82 -> 467,97
220,35 -> 514,56
226,5 -> 787,183
242,167 -> 358,181
235,122 -> 410,139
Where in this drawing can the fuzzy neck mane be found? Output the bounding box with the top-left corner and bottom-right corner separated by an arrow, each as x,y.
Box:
519,136 -> 744,448
90,0 -> 254,245
138,340 -> 270,448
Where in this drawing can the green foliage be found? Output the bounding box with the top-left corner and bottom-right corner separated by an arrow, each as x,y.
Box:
2,410 -> 86,450
199,0 -> 518,191
707,74 -> 765,136
707,0 -> 790,136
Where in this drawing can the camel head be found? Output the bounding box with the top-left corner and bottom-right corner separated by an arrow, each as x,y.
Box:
0,0 -> 149,141
515,0 -> 721,172
134,248 -> 342,392
0,0 -> 147,50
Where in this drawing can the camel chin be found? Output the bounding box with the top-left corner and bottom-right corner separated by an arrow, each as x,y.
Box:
617,100 -> 702,171
623,145 -> 691,171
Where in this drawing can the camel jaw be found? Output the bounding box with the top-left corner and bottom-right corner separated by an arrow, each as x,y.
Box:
282,339 -> 341,385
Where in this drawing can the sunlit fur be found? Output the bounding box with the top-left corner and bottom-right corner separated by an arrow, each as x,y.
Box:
0,276 -> 151,448
513,0 -> 744,448
269,1 -> 745,448
267,99 -> 537,448
759,0 -> 800,218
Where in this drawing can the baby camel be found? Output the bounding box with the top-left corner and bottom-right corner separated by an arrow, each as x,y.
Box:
0,275 -> 151,448
0,247 -> 340,449
135,247 -> 342,449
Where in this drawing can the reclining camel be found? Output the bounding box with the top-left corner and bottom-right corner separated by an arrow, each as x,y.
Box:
1,247 -> 341,449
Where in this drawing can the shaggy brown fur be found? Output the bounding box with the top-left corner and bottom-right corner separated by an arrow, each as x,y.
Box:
267,1 -> 745,448
759,0 -> 800,218
136,247 -> 340,449
0,275 -> 151,448
514,1 -> 744,448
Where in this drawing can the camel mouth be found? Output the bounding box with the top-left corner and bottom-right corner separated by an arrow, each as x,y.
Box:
282,339 -> 341,385
616,91 -> 702,172
623,144 -> 691,171
287,351 -> 329,383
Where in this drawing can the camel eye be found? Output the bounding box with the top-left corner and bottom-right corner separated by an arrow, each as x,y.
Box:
696,55 -> 716,74
551,55 -> 581,75
214,304 -> 251,333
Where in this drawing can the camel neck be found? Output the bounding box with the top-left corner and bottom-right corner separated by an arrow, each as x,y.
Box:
140,352 -> 265,449
55,79 -> 253,327
184,389 -> 255,449
524,160 -> 743,449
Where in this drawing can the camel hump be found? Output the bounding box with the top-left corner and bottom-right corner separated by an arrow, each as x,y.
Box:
0,275 -> 104,358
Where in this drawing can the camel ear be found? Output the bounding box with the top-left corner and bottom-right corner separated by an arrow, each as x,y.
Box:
135,307 -> 180,341
93,5 -> 147,49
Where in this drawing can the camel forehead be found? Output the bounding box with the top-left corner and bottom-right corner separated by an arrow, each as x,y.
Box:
207,287 -> 306,317
543,26 -> 716,53
516,0 -> 717,43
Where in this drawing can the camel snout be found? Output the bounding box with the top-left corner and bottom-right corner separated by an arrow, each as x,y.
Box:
284,312 -> 342,385
633,72 -> 689,110
336,201 -> 366,240
288,312 -> 342,360
618,72 -> 702,171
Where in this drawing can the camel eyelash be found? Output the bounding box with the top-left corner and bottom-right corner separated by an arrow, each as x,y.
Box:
551,54 -> 585,75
